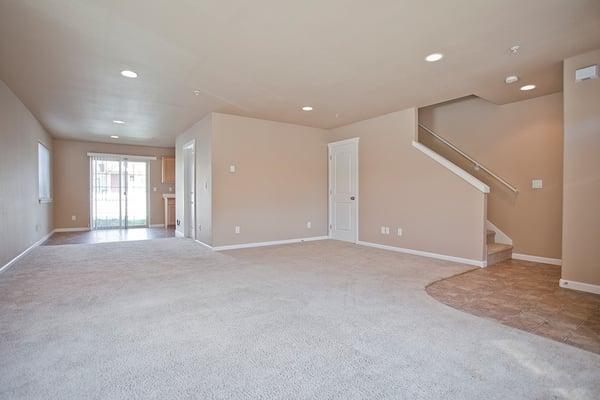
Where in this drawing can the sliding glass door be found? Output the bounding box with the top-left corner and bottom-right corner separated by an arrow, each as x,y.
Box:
91,157 -> 148,229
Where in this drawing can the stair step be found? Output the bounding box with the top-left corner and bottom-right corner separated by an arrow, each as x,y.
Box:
487,243 -> 513,255
486,243 -> 513,266
486,229 -> 496,243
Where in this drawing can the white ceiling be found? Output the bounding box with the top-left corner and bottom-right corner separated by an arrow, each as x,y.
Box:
1,0 -> 599,147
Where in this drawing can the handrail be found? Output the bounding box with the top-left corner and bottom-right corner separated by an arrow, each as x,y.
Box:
418,123 -> 519,193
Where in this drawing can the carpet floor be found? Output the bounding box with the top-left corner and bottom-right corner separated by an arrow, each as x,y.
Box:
0,239 -> 598,399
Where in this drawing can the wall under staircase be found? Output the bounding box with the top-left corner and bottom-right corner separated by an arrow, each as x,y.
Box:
418,93 -> 563,263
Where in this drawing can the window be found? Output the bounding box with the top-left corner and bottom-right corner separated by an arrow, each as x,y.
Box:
38,142 -> 51,202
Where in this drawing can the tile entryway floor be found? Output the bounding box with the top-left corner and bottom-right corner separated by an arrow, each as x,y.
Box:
426,259 -> 600,354
42,227 -> 176,246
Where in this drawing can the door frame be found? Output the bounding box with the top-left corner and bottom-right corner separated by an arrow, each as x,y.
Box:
328,137 -> 359,243
88,156 -> 152,230
183,140 -> 196,239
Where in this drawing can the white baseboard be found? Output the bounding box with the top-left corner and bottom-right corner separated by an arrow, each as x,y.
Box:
54,227 -> 90,232
356,240 -> 487,267
194,240 -> 213,249
512,253 -> 562,266
559,279 -> 600,295
175,230 -> 184,238
149,224 -> 164,228
0,230 -> 55,274
213,236 -> 329,251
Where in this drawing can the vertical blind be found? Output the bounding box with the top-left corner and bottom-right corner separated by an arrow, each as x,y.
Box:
38,142 -> 51,202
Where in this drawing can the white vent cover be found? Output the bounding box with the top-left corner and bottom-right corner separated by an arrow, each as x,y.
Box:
575,65 -> 598,82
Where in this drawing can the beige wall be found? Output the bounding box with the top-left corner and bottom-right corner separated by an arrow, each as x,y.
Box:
419,93 -> 564,259
329,108 -> 487,261
175,114 -> 213,244
211,113 -> 329,246
562,49 -> 600,287
53,139 -> 175,229
0,80 -> 53,268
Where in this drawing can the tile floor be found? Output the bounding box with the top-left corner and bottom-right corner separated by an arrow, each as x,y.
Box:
43,227 -> 176,246
426,259 -> 600,354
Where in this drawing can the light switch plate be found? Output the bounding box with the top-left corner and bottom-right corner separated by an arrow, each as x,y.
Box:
532,179 -> 543,189
381,226 -> 386,234
229,165 -> 236,173
235,226 -> 240,234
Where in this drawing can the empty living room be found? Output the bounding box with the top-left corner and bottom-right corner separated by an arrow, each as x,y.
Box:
1,1 -> 600,399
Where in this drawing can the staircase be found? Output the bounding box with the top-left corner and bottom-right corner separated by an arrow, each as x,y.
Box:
486,229 -> 512,266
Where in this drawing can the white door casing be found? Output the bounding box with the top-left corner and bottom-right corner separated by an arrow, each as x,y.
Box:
328,138 -> 358,242
183,140 -> 196,239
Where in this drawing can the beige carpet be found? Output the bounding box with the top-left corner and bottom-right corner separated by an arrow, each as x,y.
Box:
0,238 -> 598,399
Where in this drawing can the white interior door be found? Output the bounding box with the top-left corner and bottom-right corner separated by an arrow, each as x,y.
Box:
183,142 -> 195,239
328,138 -> 358,242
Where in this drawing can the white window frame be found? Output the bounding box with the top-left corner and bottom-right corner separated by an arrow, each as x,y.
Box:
38,142 -> 52,203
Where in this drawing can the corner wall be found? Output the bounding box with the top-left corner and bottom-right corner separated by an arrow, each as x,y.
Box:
561,49 -> 600,290
0,80 -> 53,268
328,108 -> 487,262
211,113 -> 329,246
175,114 -> 212,245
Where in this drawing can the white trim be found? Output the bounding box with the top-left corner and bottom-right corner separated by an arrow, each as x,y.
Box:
411,141 -> 490,193
53,227 -> 90,232
213,236 -> 329,251
175,230 -> 184,238
149,224 -> 164,228
87,152 -> 157,161
328,138 -> 359,243
485,220 -> 512,245
327,137 -> 359,147
559,279 -> 600,295
512,253 -> 562,266
194,240 -> 213,249
356,240 -> 487,267
0,230 -> 54,274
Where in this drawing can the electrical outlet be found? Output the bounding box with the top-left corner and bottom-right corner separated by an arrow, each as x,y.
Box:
71,215 -> 76,221
381,226 -> 386,234
235,226 -> 240,234
532,179 -> 543,189
397,228 -> 403,236
229,164 -> 236,173
306,221 -> 311,229
153,187 -> 157,192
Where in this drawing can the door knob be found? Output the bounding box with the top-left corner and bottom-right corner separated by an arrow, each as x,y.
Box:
350,196 -> 355,200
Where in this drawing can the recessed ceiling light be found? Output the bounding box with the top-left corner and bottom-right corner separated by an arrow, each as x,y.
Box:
425,53 -> 443,62
505,75 -> 519,84
120,70 -> 138,78
302,106 -> 313,111
113,120 -> 126,124
110,135 -> 119,139
520,84 -> 536,91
